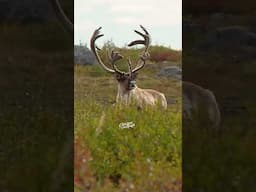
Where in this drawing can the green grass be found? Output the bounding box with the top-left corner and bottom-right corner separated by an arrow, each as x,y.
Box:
97,43 -> 181,68
74,64 -> 182,191
182,14 -> 256,192
0,24 -> 73,191
183,115 -> 256,192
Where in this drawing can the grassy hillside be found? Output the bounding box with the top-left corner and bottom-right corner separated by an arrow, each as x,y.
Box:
74,57 -> 182,191
0,24 -> 73,191
183,14 -> 256,191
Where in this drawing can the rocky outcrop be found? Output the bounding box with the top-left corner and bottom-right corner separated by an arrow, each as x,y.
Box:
158,66 -> 182,80
195,26 -> 256,58
0,0 -> 53,23
74,45 -> 96,65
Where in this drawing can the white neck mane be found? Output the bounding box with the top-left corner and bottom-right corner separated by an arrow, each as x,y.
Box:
116,83 -> 138,104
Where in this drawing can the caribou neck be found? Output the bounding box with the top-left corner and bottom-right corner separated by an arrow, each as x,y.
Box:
116,83 -> 137,104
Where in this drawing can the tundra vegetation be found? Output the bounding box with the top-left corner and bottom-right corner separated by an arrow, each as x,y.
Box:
183,13 -> 256,191
0,23 -> 73,191
75,43 -> 182,191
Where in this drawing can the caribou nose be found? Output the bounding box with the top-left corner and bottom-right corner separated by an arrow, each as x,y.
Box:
130,80 -> 136,89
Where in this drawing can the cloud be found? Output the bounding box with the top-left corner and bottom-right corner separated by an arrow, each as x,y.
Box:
74,19 -> 97,44
74,19 -> 95,32
109,4 -> 153,13
74,0 -> 182,48
75,0 -> 181,26
113,16 -> 137,25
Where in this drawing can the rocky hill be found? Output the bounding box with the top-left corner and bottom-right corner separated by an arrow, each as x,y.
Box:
0,0 -> 73,24
74,44 -> 96,65
0,0 -> 52,23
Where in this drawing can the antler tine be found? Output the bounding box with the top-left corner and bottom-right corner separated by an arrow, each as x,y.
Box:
107,49 -> 126,74
90,27 -> 115,73
128,25 -> 151,49
49,0 -> 74,34
127,25 -> 151,73
127,58 -> 133,76
130,57 -> 147,73
140,25 -> 149,35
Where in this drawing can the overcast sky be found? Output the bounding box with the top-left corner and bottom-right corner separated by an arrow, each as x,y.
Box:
74,0 -> 182,50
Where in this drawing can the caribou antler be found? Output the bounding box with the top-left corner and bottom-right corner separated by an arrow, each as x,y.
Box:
49,0 -> 74,33
90,25 -> 151,75
90,26 -> 167,109
128,25 -> 151,73
90,27 -> 116,74
127,58 -> 133,76
107,49 -> 126,74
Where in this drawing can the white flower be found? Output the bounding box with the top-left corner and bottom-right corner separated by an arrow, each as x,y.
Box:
119,122 -> 135,129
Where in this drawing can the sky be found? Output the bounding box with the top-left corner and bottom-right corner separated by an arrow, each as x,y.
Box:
74,0 -> 182,50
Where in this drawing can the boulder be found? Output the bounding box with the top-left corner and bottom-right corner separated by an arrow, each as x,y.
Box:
0,0 -> 52,23
158,66 -> 182,80
74,45 -> 96,65
195,26 -> 256,54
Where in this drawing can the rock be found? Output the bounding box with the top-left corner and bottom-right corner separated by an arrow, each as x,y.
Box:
215,26 -> 256,45
0,0 -> 52,23
158,66 -> 182,80
195,26 -> 256,55
74,45 -> 96,65
183,19 -> 202,34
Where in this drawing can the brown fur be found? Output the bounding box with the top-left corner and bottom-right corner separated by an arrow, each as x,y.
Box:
116,83 -> 167,109
183,81 -> 221,127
